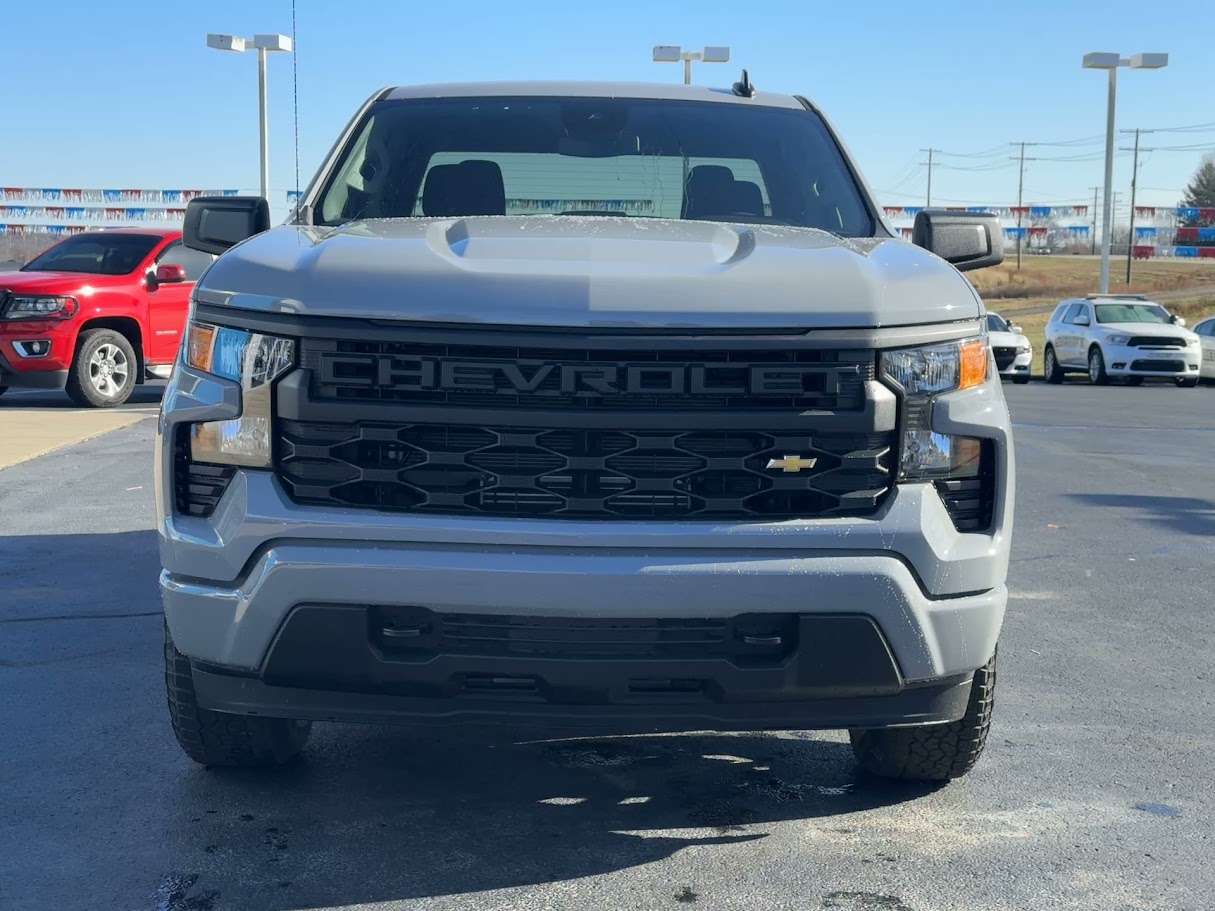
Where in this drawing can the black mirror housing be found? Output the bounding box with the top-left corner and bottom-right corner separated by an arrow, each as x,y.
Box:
183,196 -> 271,255
911,210 -> 1005,273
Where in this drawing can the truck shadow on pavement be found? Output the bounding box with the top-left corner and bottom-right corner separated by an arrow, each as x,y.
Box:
168,727 -> 940,908
2,530 -> 943,910
1066,493 -> 1215,538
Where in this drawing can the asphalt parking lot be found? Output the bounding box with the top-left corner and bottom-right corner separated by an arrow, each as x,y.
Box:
1,383 -> 1212,911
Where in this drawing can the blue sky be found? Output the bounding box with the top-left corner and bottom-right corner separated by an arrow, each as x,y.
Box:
5,0 -> 1213,219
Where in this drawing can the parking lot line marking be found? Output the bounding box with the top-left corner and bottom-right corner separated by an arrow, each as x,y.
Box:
0,410 -> 150,471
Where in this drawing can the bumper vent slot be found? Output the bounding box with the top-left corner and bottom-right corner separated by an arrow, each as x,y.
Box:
934,441 -> 996,533
173,427 -> 235,518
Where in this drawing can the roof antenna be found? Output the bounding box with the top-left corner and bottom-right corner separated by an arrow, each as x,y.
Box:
732,68 -> 755,98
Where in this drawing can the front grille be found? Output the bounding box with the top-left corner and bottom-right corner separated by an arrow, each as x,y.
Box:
301,338 -> 873,412
1128,336 -> 1186,349
277,420 -> 895,519
173,428 -> 235,518
1130,358 -> 1185,372
372,607 -> 797,663
992,346 -> 1018,370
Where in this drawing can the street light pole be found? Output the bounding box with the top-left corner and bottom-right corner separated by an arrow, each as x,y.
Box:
1082,51 -> 1168,294
1099,66 -> 1118,294
257,46 -> 270,199
207,33 -> 293,201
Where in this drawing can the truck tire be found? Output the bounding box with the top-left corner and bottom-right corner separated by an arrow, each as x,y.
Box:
1175,377 -> 1199,388
849,651 -> 996,782
66,328 -> 138,407
164,623 -> 311,768
1043,346 -> 1064,384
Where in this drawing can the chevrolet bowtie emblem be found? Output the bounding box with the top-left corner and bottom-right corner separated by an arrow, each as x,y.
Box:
766,455 -> 818,473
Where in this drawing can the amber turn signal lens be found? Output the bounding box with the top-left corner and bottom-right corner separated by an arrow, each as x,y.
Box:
185,323 -> 216,373
959,339 -> 989,390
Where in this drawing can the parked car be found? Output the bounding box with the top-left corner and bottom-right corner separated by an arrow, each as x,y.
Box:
0,229 -> 214,406
1042,294 -> 1202,387
1192,315 -> 1215,382
986,312 -> 1032,383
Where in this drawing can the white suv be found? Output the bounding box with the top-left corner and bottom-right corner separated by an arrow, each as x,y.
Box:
1193,315 -> 1215,382
1043,294 -> 1202,387
986,312 -> 1032,383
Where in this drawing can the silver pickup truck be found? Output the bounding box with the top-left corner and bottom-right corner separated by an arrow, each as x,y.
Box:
156,78 -> 1013,781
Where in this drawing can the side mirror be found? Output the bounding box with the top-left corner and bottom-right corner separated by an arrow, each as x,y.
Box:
1171,315 -> 1187,327
912,210 -> 1005,272
1075,315 -> 1090,327
183,196 -> 271,255
1010,324 -> 1023,335
155,264 -> 187,284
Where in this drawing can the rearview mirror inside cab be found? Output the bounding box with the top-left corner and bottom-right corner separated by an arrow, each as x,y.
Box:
183,196 -> 271,256
912,210 -> 1005,273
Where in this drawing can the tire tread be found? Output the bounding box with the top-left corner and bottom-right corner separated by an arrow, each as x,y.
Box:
849,651 -> 996,782
164,623 -> 310,768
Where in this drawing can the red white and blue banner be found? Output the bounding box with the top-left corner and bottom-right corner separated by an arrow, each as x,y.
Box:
2,188 -> 239,204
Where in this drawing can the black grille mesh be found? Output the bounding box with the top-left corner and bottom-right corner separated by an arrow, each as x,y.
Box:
277,421 -> 895,520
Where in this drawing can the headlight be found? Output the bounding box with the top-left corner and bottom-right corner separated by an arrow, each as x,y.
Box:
1105,334 -> 1131,346
3,295 -> 78,320
880,337 -> 988,396
1016,342 -> 1031,353
881,336 -> 989,481
183,321 -> 294,467
1186,336 -> 1200,348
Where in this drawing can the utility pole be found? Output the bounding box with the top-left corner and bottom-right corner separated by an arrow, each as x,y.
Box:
1089,187 -> 1100,254
1119,127 -> 1155,284
919,148 -> 940,207
1010,142 -> 1040,270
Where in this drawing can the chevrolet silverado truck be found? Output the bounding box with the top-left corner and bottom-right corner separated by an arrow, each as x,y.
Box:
157,79 -> 1014,782
0,229 -> 213,406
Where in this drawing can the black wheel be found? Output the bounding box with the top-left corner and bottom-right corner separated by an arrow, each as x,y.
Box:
1087,346 -> 1110,385
849,651 -> 996,782
164,623 -> 311,768
1043,346 -> 1064,384
66,328 -> 137,407
1176,377 -> 1199,388
0,385 -> 8,398
1125,376 -> 1143,387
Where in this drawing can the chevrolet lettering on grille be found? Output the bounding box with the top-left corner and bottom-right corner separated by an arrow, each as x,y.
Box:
317,353 -> 859,398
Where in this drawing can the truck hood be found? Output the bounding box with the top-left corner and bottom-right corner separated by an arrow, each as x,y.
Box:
197,216 -> 982,330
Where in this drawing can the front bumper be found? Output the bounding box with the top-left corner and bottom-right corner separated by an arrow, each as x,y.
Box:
0,347 -> 70,389
996,348 -> 1033,378
1101,343 -> 1201,377
157,362 -> 1013,730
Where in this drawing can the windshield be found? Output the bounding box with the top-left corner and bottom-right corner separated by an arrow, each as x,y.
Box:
313,96 -> 875,236
986,314 -> 1010,332
22,234 -> 161,275
1094,303 -> 1171,324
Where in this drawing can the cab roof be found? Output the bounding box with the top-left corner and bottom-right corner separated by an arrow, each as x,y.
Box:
382,80 -> 807,110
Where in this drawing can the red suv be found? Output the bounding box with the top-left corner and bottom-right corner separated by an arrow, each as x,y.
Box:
0,229 -> 213,407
